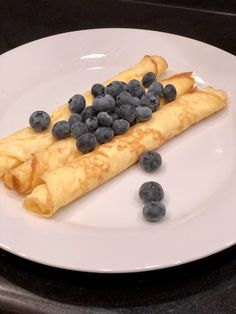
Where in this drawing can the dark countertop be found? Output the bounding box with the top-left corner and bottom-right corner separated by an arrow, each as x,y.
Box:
0,1 -> 235,313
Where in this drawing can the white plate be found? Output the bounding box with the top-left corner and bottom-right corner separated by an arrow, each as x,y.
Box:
0,29 -> 235,273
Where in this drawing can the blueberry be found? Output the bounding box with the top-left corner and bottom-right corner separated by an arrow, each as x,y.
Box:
163,84 -> 177,102
105,81 -> 129,99
114,106 -> 120,114
92,94 -> 116,114
130,85 -> 146,99
68,94 -> 86,113
112,119 -> 130,135
136,106 -> 152,122
148,82 -> 163,97
128,79 -> 140,90
52,120 -> 70,140
116,91 -> 132,107
68,113 -> 82,127
76,133 -> 97,153
81,106 -> 95,122
91,83 -> 105,98
142,72 -> 156,88
95,127 -> 114,144
85,116 -> 99,132
110,112 -> 120,121
119,104 -> 137,124
29,111 -> 51,132
120,81 -> 129,91
143,201 -> 166,222
70,121 -> 88,139
139,181 -> 164,203
97,112 -> 113,127
140,151 -> 162,172
116,91 -> 141,108
130,97 -> 141,108
141,92 -> 160,112
130,119 -> 137,127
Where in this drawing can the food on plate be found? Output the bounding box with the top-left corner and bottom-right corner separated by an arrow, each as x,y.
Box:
52,121 -> 71,140
86,116 -> 100,131
139,151 -> 162,173
68,113 -> 82,126
24,87 -> 227,217
139,160 -> 165,222
70,121 -> 88,139
139,181 -> 164,203
76,133 -> 97,154
68,94 -> 86,114
29,111 -> 51,132
0,55 -> 168,177
143,201 -> 166,222
91,83 -> 105,98
142,72 -> 157,88
92,94 -> 116,114
163,84 -> 177,102
4,72 -> 195,194
148,81 -> 163,96
113,119 -> 130,135
140,92 -> 160,112
94,126 -> 114,144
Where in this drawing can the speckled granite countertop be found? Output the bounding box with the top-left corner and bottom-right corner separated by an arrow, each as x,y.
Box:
0,1 -> 235,313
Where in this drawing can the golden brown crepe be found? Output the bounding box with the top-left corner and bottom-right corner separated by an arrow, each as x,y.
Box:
0,55 -> 168,177
4,72 -> 195,194
24,87 -> 227,217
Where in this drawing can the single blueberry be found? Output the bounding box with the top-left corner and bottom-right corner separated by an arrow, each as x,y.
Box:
140,151 -> 162,172
112,119 -> 130,135
85,116 -> 99,132
95,127 -> 114,144
116,91 -> 133,107
105,81 -> 129,99
68,94 -> 86,113
81,106 -> 95,122
76,133 -> 97,153
141,92 -> 160,112
70,121 -> 88,139
163,84 -> 177,102
92,94 -> 116,114
143,201 -> 166,222
91,83 -> 105,98
148,82 -> 164,97
130,85 -> 146,99
52,120 -> 70,140
29,111 -> 51,132
68,113 -> 82,127
128,79 -> 140,90
97,112 -> 113,127
139,181 -> 164,203
120,81 -> 129,91
130,97 -> 141,108
119,104 -> 137,124
142,72 -> 156,88
136,106 -> 152,122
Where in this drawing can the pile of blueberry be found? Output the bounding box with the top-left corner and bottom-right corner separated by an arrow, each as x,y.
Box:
29,72 -> 176,154
139,151 -> 166,222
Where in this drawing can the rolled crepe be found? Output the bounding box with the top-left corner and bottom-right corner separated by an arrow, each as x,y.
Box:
4,72 -> 195,194
0,55 -> 167,177
24,87 -> 227,217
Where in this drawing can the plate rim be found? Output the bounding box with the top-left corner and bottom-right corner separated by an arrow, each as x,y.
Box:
1,27 -> 235,59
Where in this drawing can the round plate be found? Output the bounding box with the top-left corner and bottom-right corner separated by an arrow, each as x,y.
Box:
0,28 -> 235,273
